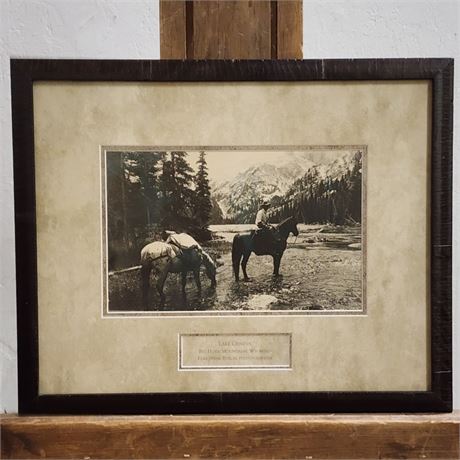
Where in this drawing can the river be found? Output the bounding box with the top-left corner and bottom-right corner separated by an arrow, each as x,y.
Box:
108,223 -> 363,313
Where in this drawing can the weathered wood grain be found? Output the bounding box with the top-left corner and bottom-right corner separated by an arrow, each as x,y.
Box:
193,1 -> 272,59
160,0 -> 187,59
160,0 -> 303,59
2,414 -> 459,459
192,0 -> 220,59
277,0 -> 303,58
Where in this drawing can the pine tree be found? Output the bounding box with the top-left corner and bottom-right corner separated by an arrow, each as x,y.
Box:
106,152 -> 127,245
348,151 -> 362,222
158,151 -> 195,229
172,151 -> 195,223
158,155 -> 174,227
194,151 -> 212,227
123,151 -> 164,226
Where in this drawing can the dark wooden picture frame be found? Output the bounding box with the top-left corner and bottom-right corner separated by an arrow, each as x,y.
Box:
11,58 -> 453,414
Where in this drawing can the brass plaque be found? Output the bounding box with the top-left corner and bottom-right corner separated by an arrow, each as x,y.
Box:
179,333 -> 292,370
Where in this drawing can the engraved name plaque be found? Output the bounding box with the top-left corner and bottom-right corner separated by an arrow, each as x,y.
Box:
179,333 -> 292,370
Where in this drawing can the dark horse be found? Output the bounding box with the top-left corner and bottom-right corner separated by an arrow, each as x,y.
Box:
231,216 -> 299,281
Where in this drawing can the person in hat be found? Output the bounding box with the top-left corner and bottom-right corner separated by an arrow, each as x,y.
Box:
253,199 -> 279,251
255,199 -> 271,229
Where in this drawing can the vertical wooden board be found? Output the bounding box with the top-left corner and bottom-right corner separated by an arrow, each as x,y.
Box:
160,0 -> 303,60
277,0 -> 303,59
160,0 -> 187,59
192,1 -> 220,59
193,1 -> 272,59
219,1 -> 271,59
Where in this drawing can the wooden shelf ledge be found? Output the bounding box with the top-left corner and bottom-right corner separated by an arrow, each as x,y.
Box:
2,413 -> 459,459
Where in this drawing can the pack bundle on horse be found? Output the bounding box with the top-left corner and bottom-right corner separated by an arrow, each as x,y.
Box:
140,233 -> 216,308
231,216 -> 299,281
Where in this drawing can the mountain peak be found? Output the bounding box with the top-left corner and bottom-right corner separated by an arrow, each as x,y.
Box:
212,158 -> 315,222
210,151 -> 362,224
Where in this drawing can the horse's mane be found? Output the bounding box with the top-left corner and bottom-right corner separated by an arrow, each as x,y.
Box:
276,216 -> 295,228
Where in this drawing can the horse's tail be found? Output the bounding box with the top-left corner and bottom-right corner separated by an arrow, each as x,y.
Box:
232,235 -> 242,281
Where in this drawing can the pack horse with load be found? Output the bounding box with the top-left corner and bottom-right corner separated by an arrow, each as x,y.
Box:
140,233 -> 217,308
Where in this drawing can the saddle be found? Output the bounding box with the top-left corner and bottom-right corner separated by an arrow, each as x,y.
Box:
176,246 -> 201,266
166,233 -> 202,267
252,227 -> 281,255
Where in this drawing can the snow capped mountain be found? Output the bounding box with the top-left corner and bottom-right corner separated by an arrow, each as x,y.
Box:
270,150 -> 363,224
316,151 -> 357,180
285,151 -> 358,195
211,159 -> 314,222
209,151 -> 362,224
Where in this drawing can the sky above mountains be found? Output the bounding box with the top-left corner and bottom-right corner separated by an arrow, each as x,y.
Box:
187,148 -> 358,185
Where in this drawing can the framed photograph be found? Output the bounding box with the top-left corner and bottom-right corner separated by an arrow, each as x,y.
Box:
12,59 -> 452,413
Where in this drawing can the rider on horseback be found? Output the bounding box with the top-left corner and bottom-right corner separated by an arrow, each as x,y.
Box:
255,199 -> 271,229
254,199 -> 280,252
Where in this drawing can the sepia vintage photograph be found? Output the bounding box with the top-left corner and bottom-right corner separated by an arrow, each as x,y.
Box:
102,146 -> 364,314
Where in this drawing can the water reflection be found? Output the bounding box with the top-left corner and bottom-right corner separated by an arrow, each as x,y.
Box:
108,225 -> 362,312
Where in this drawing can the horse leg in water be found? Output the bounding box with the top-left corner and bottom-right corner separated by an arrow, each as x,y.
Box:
193,269 -> 202,292
232,236 -> 243,281
181,271 -> 187,294
156,267 -> 169,304
141,264 -> 151,309
241,251 -> 251,281
273,252 -> 282,276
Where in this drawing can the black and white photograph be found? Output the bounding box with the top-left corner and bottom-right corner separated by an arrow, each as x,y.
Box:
102,146 -> 364,314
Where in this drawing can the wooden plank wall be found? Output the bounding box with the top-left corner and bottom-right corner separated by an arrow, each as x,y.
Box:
160,0 -> 303,59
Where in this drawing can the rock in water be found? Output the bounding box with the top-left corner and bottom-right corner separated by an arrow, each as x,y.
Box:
247,294 -> 278,310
